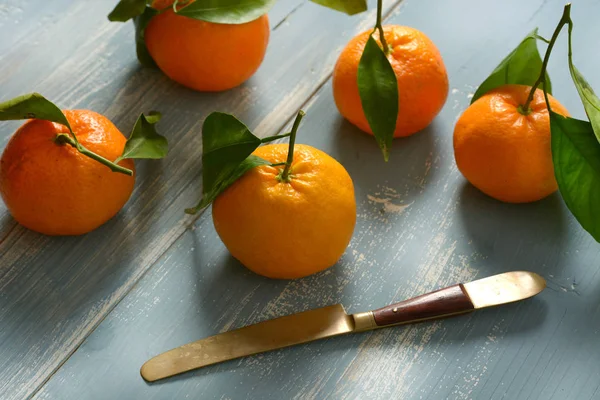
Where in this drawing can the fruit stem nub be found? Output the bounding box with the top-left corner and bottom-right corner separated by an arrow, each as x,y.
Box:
54,133 -> 133,176
521,3 -> 572,113
280,110 -> 305,182
374,0 -> 390,54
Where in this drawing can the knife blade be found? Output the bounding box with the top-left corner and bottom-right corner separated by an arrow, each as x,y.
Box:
141,271 -> 545,382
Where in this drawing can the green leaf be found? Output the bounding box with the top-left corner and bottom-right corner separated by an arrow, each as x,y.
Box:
567,21 -> 600,143
186,112 -> 266,213
471,28 -> 552,104
186,155 -> 269,214
118,111 -> 168,161
108,0 -> 147,22
144,111 -> 162,124
201,112 -> 262,191
551,112 -> 600,242
569,64 -> 600,144
174,0 -> 276,24
134,7 -> 158,67
357,35 -> 398,161
309,0 -> 367,15
0,92 -> 72,132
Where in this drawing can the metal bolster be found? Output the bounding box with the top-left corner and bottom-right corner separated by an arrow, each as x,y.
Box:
352,311 -> 377,332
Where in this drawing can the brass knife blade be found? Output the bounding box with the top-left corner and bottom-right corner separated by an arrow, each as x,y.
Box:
141,304 -> 354,382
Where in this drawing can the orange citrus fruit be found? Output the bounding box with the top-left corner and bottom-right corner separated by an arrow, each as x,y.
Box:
333,25 -> 448,137
145,0 -> 269,92
0,110 -> 135,235
212,144 -> 356,279
453,84 -> 569,203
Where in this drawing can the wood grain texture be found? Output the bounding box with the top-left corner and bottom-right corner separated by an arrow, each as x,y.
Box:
0,1 -> 403,399
28,0 -> 600,399
372,284 -> 474,326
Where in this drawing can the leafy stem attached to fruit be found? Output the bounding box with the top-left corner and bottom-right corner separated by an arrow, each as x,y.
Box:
49,117 -> 135,175
55,134 -> 133,175
186,110 -> 308,214
466,3 -> 600,242
356,0 -> 398,161
522,3 -> 572,113
0,93 -> 168,176
519,2 -> 600,242
374,0 -> 389,54
279,110 -> 305,182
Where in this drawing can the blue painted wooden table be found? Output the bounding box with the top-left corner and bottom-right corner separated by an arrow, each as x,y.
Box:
1,0 -> 600,399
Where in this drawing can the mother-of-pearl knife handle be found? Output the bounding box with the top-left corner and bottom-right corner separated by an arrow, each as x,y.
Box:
371,284 -> 475,327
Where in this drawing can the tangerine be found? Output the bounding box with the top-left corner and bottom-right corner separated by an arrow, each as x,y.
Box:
333,25 -> 448,137
212,144 -> 356,279
145,0 -> 269,92
0,110 -> 135,235
453,84 -> 569,203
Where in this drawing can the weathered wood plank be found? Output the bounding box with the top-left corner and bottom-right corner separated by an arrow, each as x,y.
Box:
33,0 -> 600,399
0,1 -> 403,399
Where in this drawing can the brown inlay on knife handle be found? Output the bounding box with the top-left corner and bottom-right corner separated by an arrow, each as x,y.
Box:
372,284 -> 475,327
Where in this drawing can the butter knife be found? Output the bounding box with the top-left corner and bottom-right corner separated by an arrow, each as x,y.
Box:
141,271 -> 545,382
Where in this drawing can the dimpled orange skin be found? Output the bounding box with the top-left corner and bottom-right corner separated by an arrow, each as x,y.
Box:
0,110 -> 135,235
333,25 -> 448,137
453,84 -> 570,203
145,1 -> 269,92
212,144 -> 356,279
